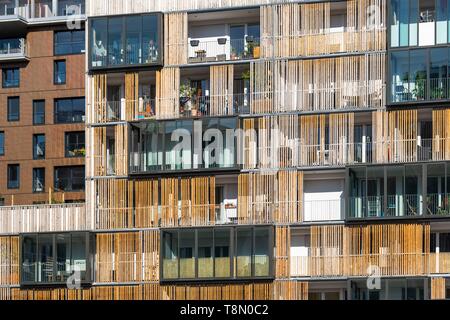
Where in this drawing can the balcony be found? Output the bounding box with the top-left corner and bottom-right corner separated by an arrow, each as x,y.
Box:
0,38 -> 28,61
0,203 -> 89,234
290,253 -> 430,278
347,163 -> 450,220
129,117 -> 239,174
0,0 -> 85,21
185,8 -> 260,65
188,37 -> 260,64
89,13 -> 162,70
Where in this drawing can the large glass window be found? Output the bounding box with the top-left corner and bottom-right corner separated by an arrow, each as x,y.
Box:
347,163 -> 449,219
7,96 -> 19,121
54,60 -> 66,85
33,168 -> 45,193
161,227 -> 272,281
33,100 -> 45,125
20,232 -> 93,285
131,117 -> 238,173
390,47 -> 450,103
54,97 -> 85,123
65,131 -> 85,158
2,67 -> 19,88
89,14 -> 162,69
7,164 -> 19,189
54,166 -> 85,191
390,0 -> 450,47
33,134 -> 45,160
54,30 -> 85,55
0,131 -> 4,156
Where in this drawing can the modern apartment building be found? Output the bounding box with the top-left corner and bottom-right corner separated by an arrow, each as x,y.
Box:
0,0 -> 86,206
1,0 -> 450,301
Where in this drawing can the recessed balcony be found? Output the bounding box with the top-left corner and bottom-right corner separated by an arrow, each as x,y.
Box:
186,8 -> 260,64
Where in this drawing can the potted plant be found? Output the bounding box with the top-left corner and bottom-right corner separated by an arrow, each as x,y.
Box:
412,71 -> 427,100
180,83 -> 196,116
230,48 -> 237,60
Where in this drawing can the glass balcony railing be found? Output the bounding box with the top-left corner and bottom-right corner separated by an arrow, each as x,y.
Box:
348,194 -> 450,219
392,78 -> 450,103
0,38 -> 27,60
0,0 -> 84,20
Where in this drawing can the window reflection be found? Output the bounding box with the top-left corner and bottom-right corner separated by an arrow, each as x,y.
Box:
161,227 -> 272,281
90,14 -> 161,69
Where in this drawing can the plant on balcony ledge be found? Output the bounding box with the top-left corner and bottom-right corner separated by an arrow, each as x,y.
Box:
180,83 -> 196,116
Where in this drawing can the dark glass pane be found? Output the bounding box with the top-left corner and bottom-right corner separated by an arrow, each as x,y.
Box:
214,229 -> 230,278
55,234 -> 71,282
162,231 -> 179,279
22,235 -> 37,283
179,230 -> 195,278
254,228 -> 270,276
38,235 -> 54,283
198,229 -> 213,278
236,228 -> 252,277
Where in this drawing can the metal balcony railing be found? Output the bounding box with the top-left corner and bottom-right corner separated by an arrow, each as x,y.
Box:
0,38 -> 27,60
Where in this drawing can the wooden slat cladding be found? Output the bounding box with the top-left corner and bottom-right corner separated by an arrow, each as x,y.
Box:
261,0 -> 385,58
250,60 -> 274,114
252,55 -> 384,114
96,232 -> 160,283
142,230 -> 160,282
309,223 -> 430,277
0,236 -> 19,286
96,178 -> 133,230
125,72 -> 139,121
1,282 -> 309,300
164,12 -> 188,66
91,125 -> 128,177
388,110 -> 418,163
432,109 -> 450,160
134,180 -> 159,229
156,67 -> 180,118
161,176 -> 216,227
210,65 -> 234,116
275,226 -> 290,278
243,113 -> 355,169
373,110 -> 418,163
238,171 -> 302,224
90,74 -> 108,124
431,278 -> 446,300
0,204 -> 89,235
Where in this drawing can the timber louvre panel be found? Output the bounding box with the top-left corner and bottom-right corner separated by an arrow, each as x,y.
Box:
260,0 -> 385,58
210,65 -> 234,116
164,12 -> 188,66
432,109 -> 450,160
0,236 -> 19,286
309,224 -> 430,277
156,67 -> 180,118
238,171 -> 302,224
431,278 -> 446,300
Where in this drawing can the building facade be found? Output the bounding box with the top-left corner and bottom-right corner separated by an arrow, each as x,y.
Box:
2,0 -> 450,300
0,0 -> 86,206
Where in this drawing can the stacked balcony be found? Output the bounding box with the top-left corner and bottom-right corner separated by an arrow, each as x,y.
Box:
0,38 -> 28,61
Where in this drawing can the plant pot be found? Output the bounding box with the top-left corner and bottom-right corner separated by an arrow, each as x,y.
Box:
191,109 -> 198,117
190,40 -> 199,47
217,38 -> 227,45
253,46 -> 260,59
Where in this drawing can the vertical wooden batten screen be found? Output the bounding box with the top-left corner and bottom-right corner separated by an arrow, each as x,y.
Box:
91,74 -> 107,124
156,67 -> 180,118
125,72 -> 139,121
164,12 -> 188,66
431,278 -> 446,300
432,108 -> 450,161
0,236 -> 19,286
238,171 -> 303,224
210,65 -> 234,116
